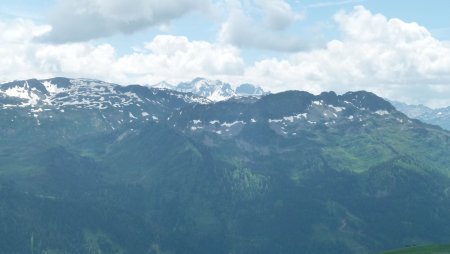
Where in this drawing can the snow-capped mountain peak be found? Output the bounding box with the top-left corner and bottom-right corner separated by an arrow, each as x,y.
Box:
176,78 -> 236,101
175,78 -> 265,101
152,81 -> 175,90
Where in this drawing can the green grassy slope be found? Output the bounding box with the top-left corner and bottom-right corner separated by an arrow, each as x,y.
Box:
379,244 -> 450,254
1,90 -> 450,253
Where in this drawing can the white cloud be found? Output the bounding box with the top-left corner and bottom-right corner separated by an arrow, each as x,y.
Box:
0,19 -> 244,85
114,35 -> 245,83
39,0 -> 213,43
218,0 -> 308,52
243,6 -> 450,107
0,19 -> 50,42
0,20 -> 52,79
255,0 -> 303,30
2,6 -> 450,107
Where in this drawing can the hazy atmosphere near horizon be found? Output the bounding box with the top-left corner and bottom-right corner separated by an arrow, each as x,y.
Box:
1,1 -> 450,254
1,0 -> 450,107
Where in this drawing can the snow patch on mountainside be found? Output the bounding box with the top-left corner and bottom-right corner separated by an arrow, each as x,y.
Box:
42,81 -> 66,94
0,78 -> 210,111
375,110 -> 390,116
2,82 -> 42,106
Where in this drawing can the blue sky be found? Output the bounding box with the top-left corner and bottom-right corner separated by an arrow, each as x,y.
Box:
4,0 -> 450,55
1,0 -> 450,107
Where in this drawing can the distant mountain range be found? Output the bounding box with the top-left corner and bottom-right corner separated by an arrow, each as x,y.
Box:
1,77 -> 450,254
391,101 -> 450,130
153,77 -> 266,101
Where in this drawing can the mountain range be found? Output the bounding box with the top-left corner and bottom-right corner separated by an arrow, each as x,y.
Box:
391,101 -> 450,130
153,77 -> 266,101
1,77 -> 450,254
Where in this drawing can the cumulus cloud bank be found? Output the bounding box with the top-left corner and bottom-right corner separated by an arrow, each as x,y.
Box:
244,6 -> 450,107
1,6 -> 450,107
0,19 -> 244,84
